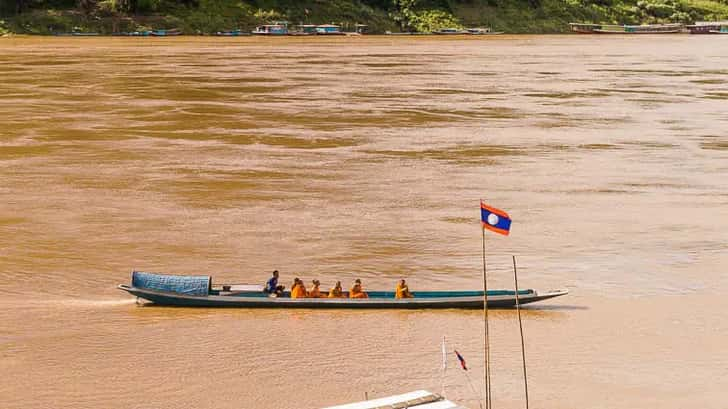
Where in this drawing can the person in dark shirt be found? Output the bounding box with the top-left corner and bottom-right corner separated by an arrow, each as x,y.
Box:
263,270 -> 285,296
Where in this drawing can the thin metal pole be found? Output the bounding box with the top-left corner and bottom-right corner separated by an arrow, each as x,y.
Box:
482,227 -> 491,409
441,335 -> 447,397
464,368 -> 486,409
512,256 -> 529,409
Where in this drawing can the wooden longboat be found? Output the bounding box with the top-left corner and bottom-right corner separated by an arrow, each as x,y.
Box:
314,24 -> 347,35
687,21 -> 728,34
593,24 -> 684,34
571,23 -> 684,34
118,271 -> 568,309
569,23 -> 603,33
466,28 -> 503,35
214,30 -> 250,36
149,29 -> 182,36
251,25 -> 288,35
433,28 -> 468,35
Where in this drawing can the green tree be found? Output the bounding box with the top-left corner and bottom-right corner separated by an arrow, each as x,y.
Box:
1,0 -> 26,14
390,0 -> 418,31
78,0 -> 97,14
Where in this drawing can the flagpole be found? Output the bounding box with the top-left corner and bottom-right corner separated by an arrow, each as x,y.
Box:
481,222 -> 492,409
512,256 -> 529,409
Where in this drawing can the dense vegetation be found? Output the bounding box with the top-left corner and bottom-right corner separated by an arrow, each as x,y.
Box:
1,0 -> 727,34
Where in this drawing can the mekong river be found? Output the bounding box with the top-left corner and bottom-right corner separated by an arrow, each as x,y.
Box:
0,35 -> 727,409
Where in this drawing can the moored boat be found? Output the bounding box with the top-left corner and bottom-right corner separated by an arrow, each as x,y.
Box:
54,32 -> 100,36
353,24 -> 369,34
315,24 -> 346,35
466,27 -> 503,35
214,29 -> 249,36
433,28 -> 467,35
687,21 -> 728,34
118,271 -> 568,309
593,23 -> 684,34
252,24 -> 288,35
289,24 -> 317,35
321,390 -> 465,409
569,23 -> 603,33
150,28 -> 182,36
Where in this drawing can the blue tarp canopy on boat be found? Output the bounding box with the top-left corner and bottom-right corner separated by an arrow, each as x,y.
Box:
132,271 -> 211,296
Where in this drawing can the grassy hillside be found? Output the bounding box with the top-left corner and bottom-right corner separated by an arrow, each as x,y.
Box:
1,0 -> 728,34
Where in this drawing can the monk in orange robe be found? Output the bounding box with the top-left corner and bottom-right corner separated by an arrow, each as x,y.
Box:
349,279 -> 369,299
308,279 -> 325,298
328,281 -> 345,298
290,278 -> 307,298
395,279 -> 414,299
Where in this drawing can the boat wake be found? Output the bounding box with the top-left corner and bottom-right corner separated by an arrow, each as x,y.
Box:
9,298 -> 140,309
56,298 -> 138,307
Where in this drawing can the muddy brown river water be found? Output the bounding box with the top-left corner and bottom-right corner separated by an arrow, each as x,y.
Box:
0,35 -> 727,409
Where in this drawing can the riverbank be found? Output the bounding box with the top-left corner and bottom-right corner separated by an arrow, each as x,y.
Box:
2,0 -> 728,35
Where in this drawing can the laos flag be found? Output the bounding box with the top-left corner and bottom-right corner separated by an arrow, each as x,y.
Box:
480,201 -> 511,236
454,350 -> 468,371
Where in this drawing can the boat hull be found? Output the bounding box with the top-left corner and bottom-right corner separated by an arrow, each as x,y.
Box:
118,285 -> 568,309
593,29 -> 682,34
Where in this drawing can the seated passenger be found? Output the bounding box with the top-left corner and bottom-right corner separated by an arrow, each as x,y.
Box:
328,281 -> 345,298
290,278 -> 308,299
308,279 -> 325,298
263,270 -> 285,297
349,279 -> 369,299
395,279 -> 414,299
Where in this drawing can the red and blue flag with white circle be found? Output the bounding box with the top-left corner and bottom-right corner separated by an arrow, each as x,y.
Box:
454,350 -> 468,371
480,201 -> 511,236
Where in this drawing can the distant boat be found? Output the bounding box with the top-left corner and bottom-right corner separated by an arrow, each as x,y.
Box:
118,271 -> 568,308
593,23 -> 684,34
569,23 -> 603,33
433,28 -> 467,35
150,29 -> 182,36
315,24 -> 346,35
112,31 -> 150,36
343,25 -> 369,36
687,21 -> 728,34
289,24 -> 318,36
288,24 -> 347,36
214,29 -> 250,36
252,24 -> 288,35
570,23 -> 684,34
466,27 -> 503,35
384,31 -> 429,35
354,24 -> 369,34
53,32 -> 100,36
321,390 -> 466,409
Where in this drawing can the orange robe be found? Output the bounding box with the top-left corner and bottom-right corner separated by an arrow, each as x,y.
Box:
291,284 -> 307,298
349,285 -> 369,299
309,286 -> 323,298
396,284 -> 413,299
328,287 -> 344,298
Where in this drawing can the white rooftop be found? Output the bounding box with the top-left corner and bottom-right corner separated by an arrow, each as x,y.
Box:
696,21 -> 728,25
321,390 -> 468,409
